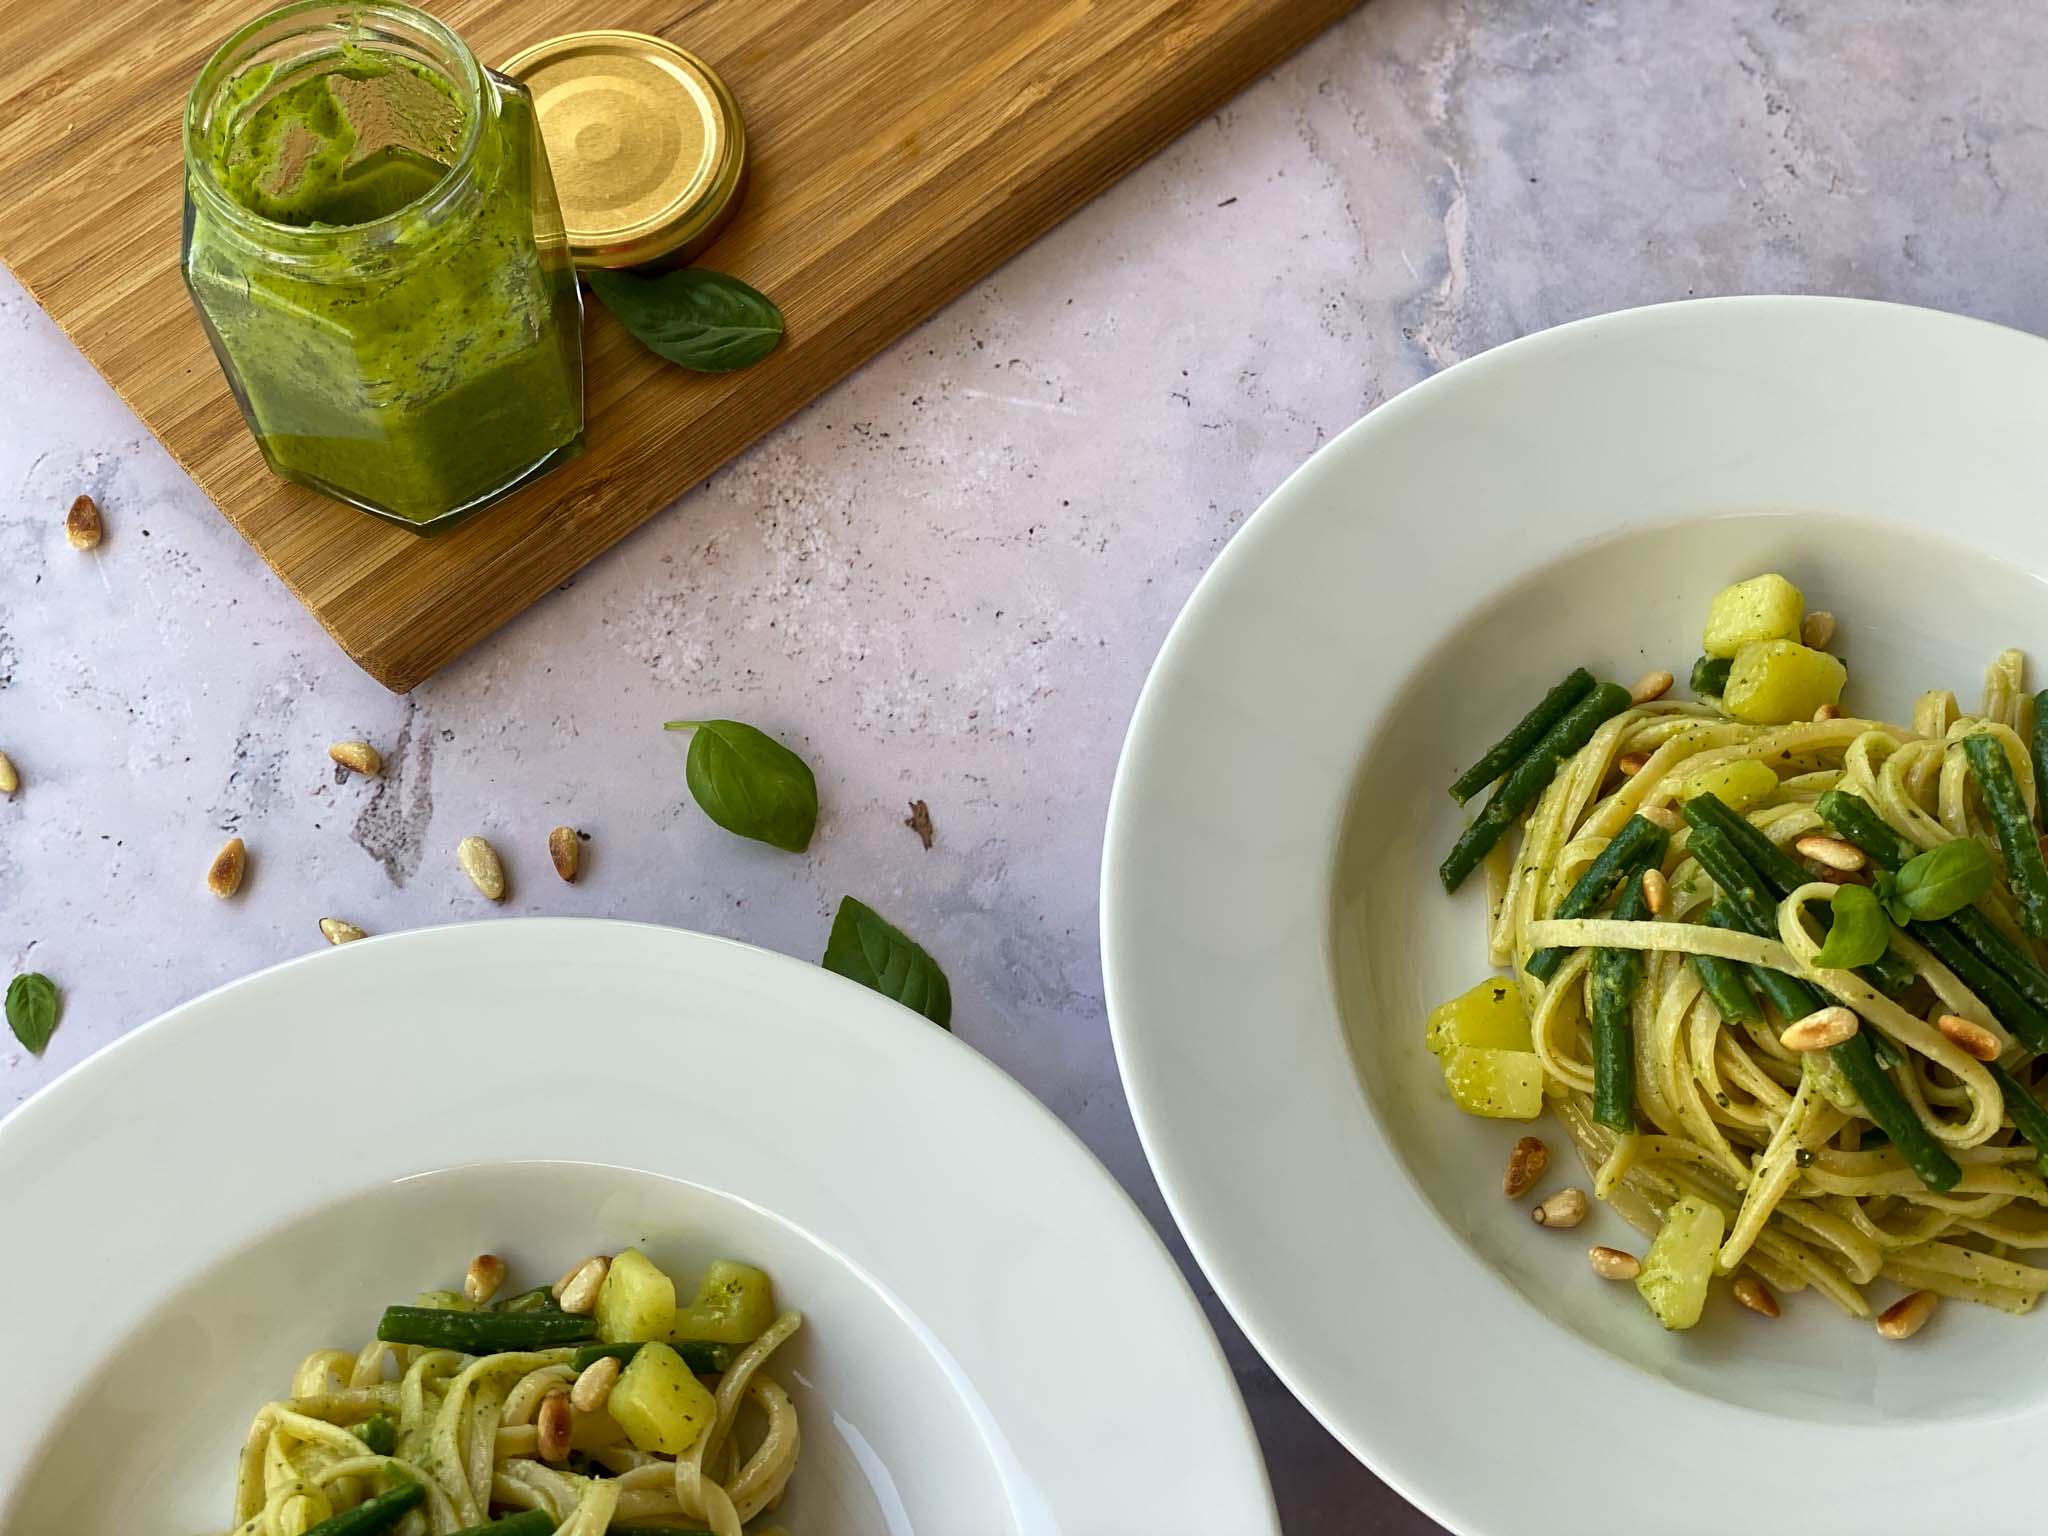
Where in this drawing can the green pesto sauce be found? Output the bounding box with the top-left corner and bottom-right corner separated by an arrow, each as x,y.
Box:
184,51 -> 582,529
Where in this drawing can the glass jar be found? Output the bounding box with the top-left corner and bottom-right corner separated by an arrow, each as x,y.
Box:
182,1 -> 584,533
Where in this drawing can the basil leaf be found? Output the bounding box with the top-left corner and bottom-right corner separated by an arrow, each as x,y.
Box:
1894,838 -> 1996,922
589,269 -> 784,374
1814,884 -> 1889,968
5,972 -> 59,1055
665,720 -> 817,852
822,897 -> 951,1028
1872,869 -> 1911,927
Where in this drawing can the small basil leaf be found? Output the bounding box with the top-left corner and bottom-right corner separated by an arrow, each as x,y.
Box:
1894,838 -> 1996,922
1872,869 -> 1911,927
589,268 -> 784,374
1814,884 -> 1889,969
5,972 -> 59,1055
822,897 -> 951,1028
665,720 -> 817,852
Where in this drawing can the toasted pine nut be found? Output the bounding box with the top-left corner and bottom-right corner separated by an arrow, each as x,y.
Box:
1588,1245 -> 1640,1280
1794,834 -> 1866,872
1639,806 -> 1682,834
549,826 -> 581,883
328,740 -> 383,776
0,749 -> 17,796
1814,704 -> 1842,722
571,1352 -> 621,1413
319,917 -> 367,945
557,1255 -> 609,1314
1532,1188 -> 1588,1228
1937,1013 -> 2001,1062
1779,1005 -> 1858,1052
66,494 -> 102,550
1876,1289 -> 1937,1340
464,1254 -> 506,1305
1641,867 -> 1669,915
207,837 -> 247,898
536,1389 -> 572,1460
1503,1135 -> 1549,1198
1617,752 -> 1649,776
457,835 -> 507,901
1802,611 -> 1836,650
1732,1275 -> 1780,1317
1629,670 -> 1675,706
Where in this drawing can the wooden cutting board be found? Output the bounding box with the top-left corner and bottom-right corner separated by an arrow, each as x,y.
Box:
0,0 -> 1356,691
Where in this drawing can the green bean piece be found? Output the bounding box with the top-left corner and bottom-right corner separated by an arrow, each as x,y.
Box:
375,1305 -> 595,1353
1687,822 -> 1827,1019
300,1483 -> 425,1536
1440,682 -> 1633,893
1829,1031 -> 1960,1192
447,1515 -> 555,1536
1815,790 -> 1917,871
571,1338 -> 733,1374
1526,814 -> 1670,981
1913,921 -> 2048,1055
1447,667 -> 1597,805
1990,1061 -> 2048,1179
1691,655 -> 1732,696
1692,905 -> 1763,1024
353,1413 -> 396,1456
1589,864 -> 1656,1129
1960,733 -> 2048,938
2034,690 -> 2048,818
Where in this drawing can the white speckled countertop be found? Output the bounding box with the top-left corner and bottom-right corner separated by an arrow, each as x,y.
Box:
5,1 -> 2046,1527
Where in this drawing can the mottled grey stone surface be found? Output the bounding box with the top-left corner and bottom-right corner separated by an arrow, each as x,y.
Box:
3,1 -> 2044,1529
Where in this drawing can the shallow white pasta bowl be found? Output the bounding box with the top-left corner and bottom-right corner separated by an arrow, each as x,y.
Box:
0,919 -> 1275,1535
1101,297 -> 2048,1535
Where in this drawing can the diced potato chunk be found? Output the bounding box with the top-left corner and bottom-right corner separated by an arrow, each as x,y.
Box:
672,1260 -> 775,1344
1441,1046 -> 1545,1120
1702,574 -> 1804,659
596,1247 -> 677,1344
1723,640 -> 1847,725
1634,1195 -> 1727,1330
1679,758 -> 1779,812
1426,978 -> 1531,1059
607,1341 -> 716,1455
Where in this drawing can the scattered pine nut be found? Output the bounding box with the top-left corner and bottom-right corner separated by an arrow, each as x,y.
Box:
1641,867 -> 1669,915
1779,1005 -> 1858,1052
570,1352 -> 621,1413
457,835 -> 507,901
1794,834 -> 1866,872
464,1254 -> 506,1305
1813,704 -> 1842,722
1937,1013 -> 2001,1062
1732,1275 -> 1780,1318
1876,1289 -> 1937,1340
65,494 -> 102,550
1532,1188 -> 1588,1228
1588,1245 -> 1640,1280
549,826 -> 580,883
319,917 -> 367,946
536,1389 -> 572,1461
1629,670 -> 1675,706
1503,1135 -> 1549,1198
1639,806 -> 1682,834
1617,752 -> 1649,777
328,740 -> 383,776
1801,611 -> 1836,650
207,836 -> 247,898
557,1255 -> 609,1314
0,749 -> 17,797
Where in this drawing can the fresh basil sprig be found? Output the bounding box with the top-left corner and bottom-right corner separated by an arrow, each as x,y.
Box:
1874,838 -> 1996,925
664,719 -> 817,852
6,972 -> 59,1055
1814,884 -> 1889,968
589,269 -> 784,373
822,897 -> 951,1029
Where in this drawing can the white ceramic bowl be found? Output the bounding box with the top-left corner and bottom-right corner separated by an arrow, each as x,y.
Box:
1102,298 -> 2048,1535
0,920 -> 1276,1534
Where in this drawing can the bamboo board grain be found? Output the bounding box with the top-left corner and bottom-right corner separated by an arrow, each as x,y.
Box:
0,0 -> 1356,691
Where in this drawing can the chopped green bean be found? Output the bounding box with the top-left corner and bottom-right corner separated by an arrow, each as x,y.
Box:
1589,863 -> 1655,1129
1830,1032 -> 1959,1192
1990,1061 -> 2048,1179
1692,904 -> 1762,1024
1691,655 -> 1732,696
1960,732 -> 2048,938
1527,814 -> 1670,981
375,1305 -> 595,1353
301,1483 -> 424,1536
1447,668 -> 1597,804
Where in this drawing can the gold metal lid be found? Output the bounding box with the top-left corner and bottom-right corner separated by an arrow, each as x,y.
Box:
501,30 -> 746,270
